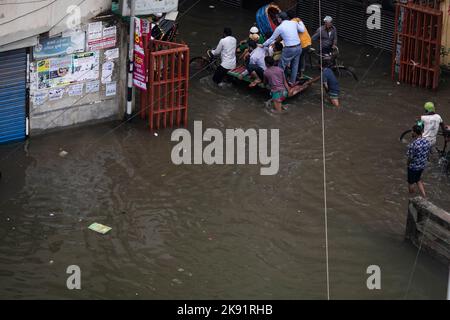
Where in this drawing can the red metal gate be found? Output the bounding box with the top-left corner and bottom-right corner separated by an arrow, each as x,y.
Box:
392,2 -> 443,89
140,39 -> 189,130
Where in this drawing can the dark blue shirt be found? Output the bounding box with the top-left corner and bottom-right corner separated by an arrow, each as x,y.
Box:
407,137 -> 431,171
322,68 -> 339,94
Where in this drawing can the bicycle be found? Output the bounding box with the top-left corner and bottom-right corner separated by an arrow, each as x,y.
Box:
309,46 -> 358,81
189,50 -> 221,79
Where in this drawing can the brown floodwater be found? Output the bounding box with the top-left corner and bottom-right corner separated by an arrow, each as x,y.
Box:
1,0 -> 450,299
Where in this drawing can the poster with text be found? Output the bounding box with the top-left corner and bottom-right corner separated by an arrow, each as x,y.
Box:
133,18 -> 147,90
87,22 -> 117,51
105,82 -> 116,97
37,56 -> 72,89
72,51 -> 100,82
86,80 -> 100,93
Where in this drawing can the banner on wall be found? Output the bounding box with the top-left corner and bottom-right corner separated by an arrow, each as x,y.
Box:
33,32 -> 85,59
36,51 -> 100,89
72,51 -> 100,82
37,56 -> 72,89
133,18 -> 148,90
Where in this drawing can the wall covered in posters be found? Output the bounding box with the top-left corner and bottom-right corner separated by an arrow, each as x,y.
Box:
29,17 -> 126,133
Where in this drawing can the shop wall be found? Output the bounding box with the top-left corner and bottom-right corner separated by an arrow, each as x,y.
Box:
0,0 -> 111,49
29,18 -> 127,134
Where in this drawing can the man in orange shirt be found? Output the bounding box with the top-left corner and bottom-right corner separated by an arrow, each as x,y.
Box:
291,16 -> 312,77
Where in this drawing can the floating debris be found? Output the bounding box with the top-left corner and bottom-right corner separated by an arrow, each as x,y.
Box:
154,132 -> 159,137
59,150 -> 68,157
49,260 -> 54,264
49,213 -> 55,217
172,278 -> 183,285
178,268 -> 184,272
88,223 -> 112,234
209,5 -> 215,9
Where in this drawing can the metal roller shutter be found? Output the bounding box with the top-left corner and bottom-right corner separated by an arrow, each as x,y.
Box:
0,49 -> 27,144
297,0 -> 395,52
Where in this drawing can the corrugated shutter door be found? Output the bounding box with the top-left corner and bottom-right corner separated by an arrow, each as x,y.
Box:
297,0 -> 395,52
0,49 -> 27,144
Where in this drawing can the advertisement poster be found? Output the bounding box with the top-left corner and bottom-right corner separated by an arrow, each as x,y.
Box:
105,81 -> 116,96
133,18 -> 147,90
33,91 -> 48,106
104,48 -> 119,60
37,56 -> 72,89
68,83 -> 84,96
101,61 -> 114,84
48,88 -> 64,100
87,22 -> 117,51
72,51 -> 100,82
86,80 -> 100,93
87,22 -> 102,42
33,32 -> 85,59
102,26 -> 117,49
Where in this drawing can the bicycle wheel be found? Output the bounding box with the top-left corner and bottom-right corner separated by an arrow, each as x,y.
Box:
399,129 -> 412,143
334,65 -> 358,81
189,56 -> 217,79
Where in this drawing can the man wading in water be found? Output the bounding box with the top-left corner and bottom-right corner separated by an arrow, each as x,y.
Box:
406,124 -> 431,198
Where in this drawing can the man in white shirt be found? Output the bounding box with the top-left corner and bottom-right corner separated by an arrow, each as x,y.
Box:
420,102 -> 445,146
263,11 -> 305,86
210,27 -> 237,85
240,40 -> 267,87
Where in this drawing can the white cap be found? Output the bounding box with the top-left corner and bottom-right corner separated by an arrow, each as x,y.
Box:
250,26 -> 259,34
324,16 -> 333,22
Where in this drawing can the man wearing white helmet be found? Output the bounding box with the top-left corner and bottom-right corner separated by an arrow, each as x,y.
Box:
312,16 -> 337,55
419,102 -> 445,146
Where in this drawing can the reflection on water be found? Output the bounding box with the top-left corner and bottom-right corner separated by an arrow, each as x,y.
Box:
0,0 -> 449,299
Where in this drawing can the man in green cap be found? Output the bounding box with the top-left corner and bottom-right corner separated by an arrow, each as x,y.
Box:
419,102 -> 445,146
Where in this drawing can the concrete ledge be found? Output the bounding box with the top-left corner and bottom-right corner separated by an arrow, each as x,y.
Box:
406,197 -> 450,265
30,99 -> 119,135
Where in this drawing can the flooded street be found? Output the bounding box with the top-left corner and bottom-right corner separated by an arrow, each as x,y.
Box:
1,1 -> 450,299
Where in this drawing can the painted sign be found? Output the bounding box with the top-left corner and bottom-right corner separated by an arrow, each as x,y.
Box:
34,32 -> 85,59
133,18 -> 148,90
